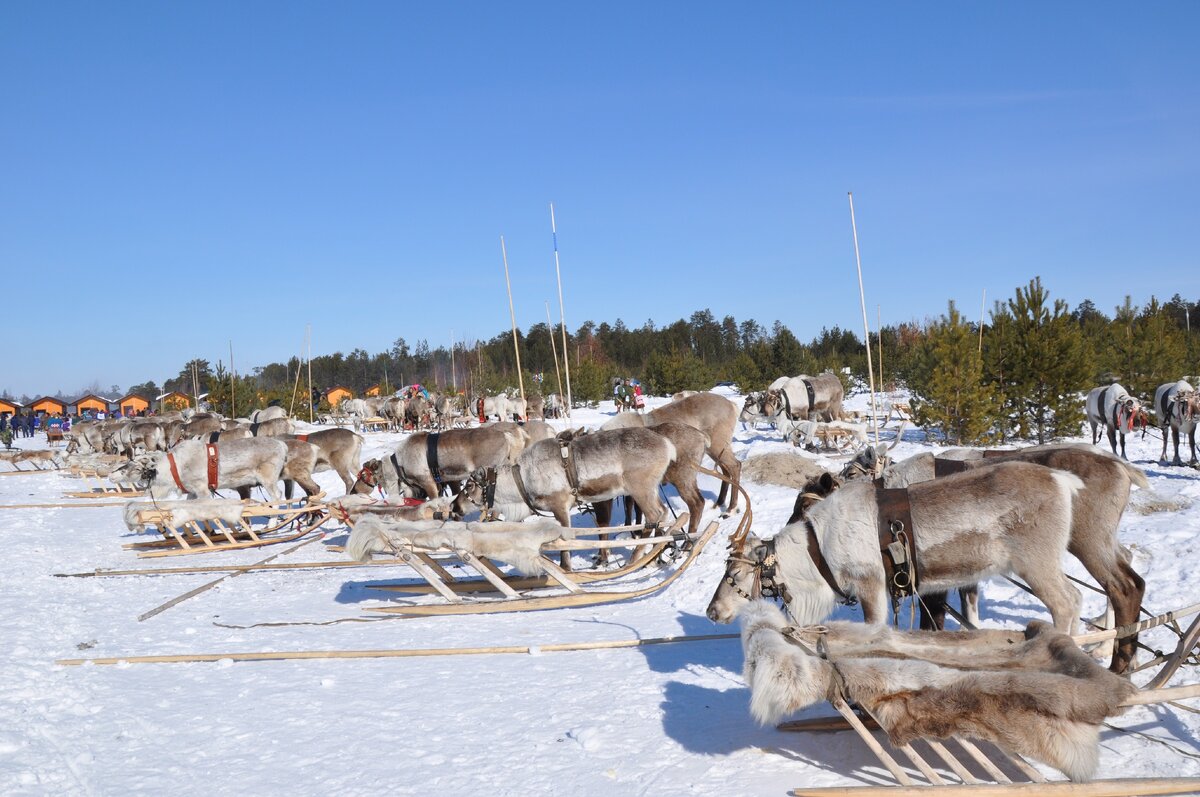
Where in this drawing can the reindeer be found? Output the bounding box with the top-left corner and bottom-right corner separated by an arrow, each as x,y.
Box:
707,462 -> 1084,645
838,443 -> 1148,672
1085,383 -> 1142,459
761,372 -> 845,424
364,425 -> 529,500
453,427 -> 676,568
601,392 -> 741,512
111,438 -> 288,501
1154,379 -> 1199,466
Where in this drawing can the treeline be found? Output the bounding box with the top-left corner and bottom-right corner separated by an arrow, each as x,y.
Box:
149,311 -> 867,416
127,279 -> 1200,430
892,279 -> 1200,445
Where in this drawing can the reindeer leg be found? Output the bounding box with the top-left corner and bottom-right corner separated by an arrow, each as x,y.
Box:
1173,426 -> 1184,466
554,507 -> 574,571
1106,426 -> 1119,457
960,585 -> 980,627
919,591 -> 948,630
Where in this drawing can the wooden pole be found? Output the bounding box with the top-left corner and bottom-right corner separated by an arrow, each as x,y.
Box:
876,304 -> 884,394
500,236 -> 526,403
550,203 -> 572,417
848,192 -> 879,443
979,288 -> 987,355
546,301 -> 564,408
450,330 -> 457,393
229,340 -> 236,418
56,632 -> 739,667
306,324 -> 314,423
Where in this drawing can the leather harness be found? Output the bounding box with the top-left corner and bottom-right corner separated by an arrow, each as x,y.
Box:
802,378 -> 816,413
249,422 -> 260,437
296,434 -> 309,443
166,453 -> 187,492
205,444 -> 219,492
933,457 -> 971,477
208,431 -> 221,445
559,439 -> 580,495
875,482 -> 918,602
426,433 -> 443,484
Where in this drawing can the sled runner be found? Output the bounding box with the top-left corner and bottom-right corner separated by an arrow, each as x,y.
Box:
740,601 -> 1200,795
62,460 -> 145,497
123,493 -> 329,558
347,511 -> 720,616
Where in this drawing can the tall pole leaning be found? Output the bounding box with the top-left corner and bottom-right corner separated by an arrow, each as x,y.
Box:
500,236 -> 526,403
546,301 -> 564,407
848,192 -> 880,443
550,203 -> 572,417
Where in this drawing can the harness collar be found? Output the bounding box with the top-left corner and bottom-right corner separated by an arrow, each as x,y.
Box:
166,452 -> 187,492
205,443 -> 219,492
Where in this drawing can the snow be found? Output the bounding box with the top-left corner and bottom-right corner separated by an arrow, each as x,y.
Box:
3,392 -> 1200,795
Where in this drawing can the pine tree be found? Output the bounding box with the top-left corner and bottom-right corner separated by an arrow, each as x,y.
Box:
1003,278 -> 1090,443
912,302 -> 998,445
1101,297 -> 1187,399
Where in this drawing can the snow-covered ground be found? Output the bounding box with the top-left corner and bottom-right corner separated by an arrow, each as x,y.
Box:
3,390 -> 1200,795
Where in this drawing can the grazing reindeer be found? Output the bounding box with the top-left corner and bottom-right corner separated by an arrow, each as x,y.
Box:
1085,383 -> 1142,459
1154,379 -> 1200,466
707,462 -> 1084,641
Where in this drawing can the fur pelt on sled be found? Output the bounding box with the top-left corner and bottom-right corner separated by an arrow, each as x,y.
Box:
740,601 -> 1137,782
345,515 -> 574,575
122,497 -> 248,533
329,495 -> 453,525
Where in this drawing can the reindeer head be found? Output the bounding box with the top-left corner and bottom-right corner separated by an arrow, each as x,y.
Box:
705,532 -> 767,624
761,389 -> 785,418
840,442 -> 890,481
112,453 -> 160,490
788,472 -> 841,524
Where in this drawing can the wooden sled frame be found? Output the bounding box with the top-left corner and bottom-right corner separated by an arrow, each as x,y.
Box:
775,604 -> 1200,796
361,512 -> 721,617
125,493 -> 329,558
63,455 -> 144,497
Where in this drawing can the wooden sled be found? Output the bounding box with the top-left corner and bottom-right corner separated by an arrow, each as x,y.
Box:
358,416 -> 390,433
362,514 -> 720,617
61,454 -> 143,497
0,450 -> 62,472
124,493 -> 329,558
771,603 -> 1200,796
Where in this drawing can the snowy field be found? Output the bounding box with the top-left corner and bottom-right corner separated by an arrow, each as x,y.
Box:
3,390 -> 1200,795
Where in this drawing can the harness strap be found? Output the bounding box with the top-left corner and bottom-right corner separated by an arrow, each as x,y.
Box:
801,377 -> 816,414
509,464 -> 550,516
559,439 -> 580,494
933,457 -> 971,477
296,434 -> 309,443
249,422 -> 260,437
425,432 -> 442,484
205,444 -> 219,492
208,431 -> 220,445
166,452 -> 187,492
805,521 -> 852,603
875,483 -> 918,602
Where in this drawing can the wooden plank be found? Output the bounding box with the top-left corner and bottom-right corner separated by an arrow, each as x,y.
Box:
925,740 -> 979,784
831,697 -> 912,786
955,738 -> 1010,784
56,632 -> 739,666
415,552 -> 457,583
1145,613 -> 1200,690
528,555 -> 584,594
455,549 -> 521,598
790,779 -> 1200,796
399,551 -> 462,604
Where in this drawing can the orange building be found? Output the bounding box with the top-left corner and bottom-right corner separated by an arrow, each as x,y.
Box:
119,393 -> 151,416
31,397 -> 67,416
0,398 -> 22,416
365,383 -> 381,397
158,391 -> 193,411
324,386 -> 353,407
74,394 -> 112,416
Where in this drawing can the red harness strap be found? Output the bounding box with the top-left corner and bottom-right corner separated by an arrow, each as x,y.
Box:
166,453 -> 187,492
296,434 -> 309,442
205,444 -> 219,492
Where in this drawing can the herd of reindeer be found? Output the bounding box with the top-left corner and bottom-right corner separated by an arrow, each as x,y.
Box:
49,371 -> 1200,679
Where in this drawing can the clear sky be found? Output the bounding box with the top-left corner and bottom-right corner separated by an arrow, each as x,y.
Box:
3,2 -> 1198,397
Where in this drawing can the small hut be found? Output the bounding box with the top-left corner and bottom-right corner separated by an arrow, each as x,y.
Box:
31,396 -> 67,417
158,391 -> 193,412
118,393 -> 151,417
0,398 -> 23,417
323,386 -> 353,407
73,394 -> 113,417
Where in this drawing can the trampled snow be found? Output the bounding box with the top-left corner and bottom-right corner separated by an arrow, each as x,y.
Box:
2,392 -> 1199,795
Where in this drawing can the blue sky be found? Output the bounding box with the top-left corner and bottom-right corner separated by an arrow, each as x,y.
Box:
3,3 -> 1198,396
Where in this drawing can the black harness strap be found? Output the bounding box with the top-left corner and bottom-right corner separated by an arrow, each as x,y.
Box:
509,464 -> 550,517
208,431 -> 221,445
425,432 -> 442,484
933,457 -> 971,477
1161,389 -> 1174,426
1095,386 -> 1109,426
249,422 -> 261,437
801,377 -> 816,414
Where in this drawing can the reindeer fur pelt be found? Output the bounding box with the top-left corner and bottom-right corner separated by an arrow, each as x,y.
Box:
122,498 -> 248,533
740,601 -> 1136,782
346,515 -> 574,575
329,495 -> 452,524
740,451 -> 830,490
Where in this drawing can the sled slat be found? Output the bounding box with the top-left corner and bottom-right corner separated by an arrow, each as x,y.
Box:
1003,751 -> 1047,783
416,552 -> 457,583
925,740 -> 979,784
530,556 -> 584,594
896,743 -> 944,785
790,777 -> 1200,796
455,550 -> 520,599
399,551 -> 461,603
955,738 -> 1010,783
831,697 -> 912,786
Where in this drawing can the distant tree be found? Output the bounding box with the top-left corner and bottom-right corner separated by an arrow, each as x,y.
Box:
769,324 -> 809,376
1003,278 -> 1089,443
126,380 -> 160,399
569,357 -> 609,406
912,302 -> 999,445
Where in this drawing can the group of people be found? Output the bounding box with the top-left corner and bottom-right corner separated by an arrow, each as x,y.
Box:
0,412 -> 71,438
